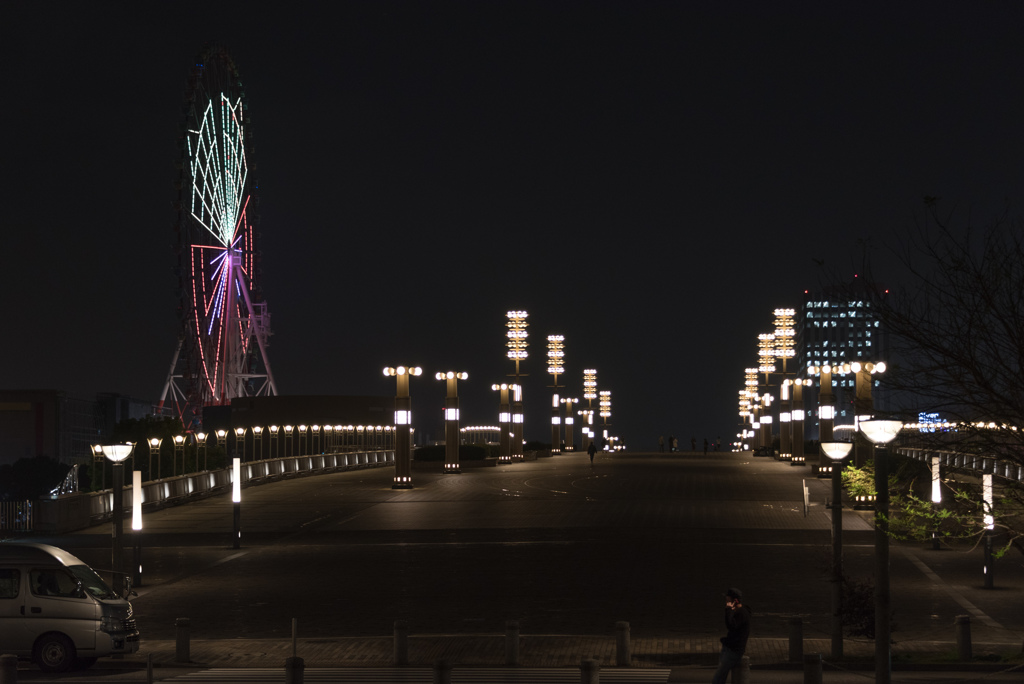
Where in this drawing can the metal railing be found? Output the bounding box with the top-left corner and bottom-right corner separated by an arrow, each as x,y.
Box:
0,500 -> 33,532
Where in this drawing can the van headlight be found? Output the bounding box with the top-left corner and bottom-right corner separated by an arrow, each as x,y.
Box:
100,616 -> 121,633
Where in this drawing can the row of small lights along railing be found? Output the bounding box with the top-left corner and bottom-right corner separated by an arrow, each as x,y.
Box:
97,425 -> 399,486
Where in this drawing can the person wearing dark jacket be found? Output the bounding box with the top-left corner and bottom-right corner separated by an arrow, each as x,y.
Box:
712,587 -> 751,684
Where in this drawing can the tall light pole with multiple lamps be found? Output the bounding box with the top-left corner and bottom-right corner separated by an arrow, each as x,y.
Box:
436,371 -> 468,474
506,311 -> 528,461
547,334 -> 564,453
384,365 -> 422,488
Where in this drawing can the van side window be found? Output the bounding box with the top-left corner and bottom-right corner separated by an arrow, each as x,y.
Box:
30,569 -> 82,598
0,569 -> 18,598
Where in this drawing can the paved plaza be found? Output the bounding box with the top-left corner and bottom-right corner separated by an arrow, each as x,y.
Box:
9,451 -> 1024,680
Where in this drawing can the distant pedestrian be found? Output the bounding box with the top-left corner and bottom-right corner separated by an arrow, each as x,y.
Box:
703,438 -> 709,455
712,588 -> 751,684
716,436 -> 721,452
587,441 -> 597,464
659,435 -> 665,452
691,437 -> 696,452
671,436 -> 678,452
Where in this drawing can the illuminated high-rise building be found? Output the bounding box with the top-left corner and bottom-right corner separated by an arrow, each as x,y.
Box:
800,279 -> 889,432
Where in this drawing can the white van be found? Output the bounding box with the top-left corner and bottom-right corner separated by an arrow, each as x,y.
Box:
0,542 -> 139,671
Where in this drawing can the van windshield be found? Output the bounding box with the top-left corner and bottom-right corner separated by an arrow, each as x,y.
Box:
68,564 -> 118,600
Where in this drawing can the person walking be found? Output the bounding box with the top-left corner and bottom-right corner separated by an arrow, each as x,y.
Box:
659,435 -> 665,452
587,441 -> 597,464
691,436 -> 697,452
712,588 -> 751,684
703,437 -> 709,455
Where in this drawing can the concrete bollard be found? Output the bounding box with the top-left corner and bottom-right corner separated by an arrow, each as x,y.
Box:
505,620 -> 520,666
146,653 -> 153,684
735,655 -> 751,684
615,621 -> 631,667
803,653 -> 822,684
956,615 -> 972,661
393,620 -> 409,667
579,657 -> 600,684
0,654 -> 17,684
432,658 -> 452,684
284,656 -> 304,684
788,617 -> 804,662
175,617 -> 190,663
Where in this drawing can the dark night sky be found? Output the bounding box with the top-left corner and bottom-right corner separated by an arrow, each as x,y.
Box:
5,1 -> 1024,449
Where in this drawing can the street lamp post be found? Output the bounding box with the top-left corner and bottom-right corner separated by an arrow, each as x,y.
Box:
810,365 -> 836,472
384,365 -> 422,488
550,394 -> 562,454
147,437 -> 162,481
283,425 -> 293,456
269,425 -> 279,458
851,361 -> 886,467
173,435 -> 185,477
822,441 -> 853,660
215,429 -> 227,464
492,383 -> 513,463
196,432 -> 208,471
561,397 -> 578,450
253,426 -> 264,460
98,443 -> 134,593
436,372 -> 468,474
859,418 -> 902,684
234,427 -> 246,462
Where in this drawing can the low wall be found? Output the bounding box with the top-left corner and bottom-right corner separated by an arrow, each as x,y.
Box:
33,450 -> 395,534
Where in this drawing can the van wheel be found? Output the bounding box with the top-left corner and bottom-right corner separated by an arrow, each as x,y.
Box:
35,633 -> 75,672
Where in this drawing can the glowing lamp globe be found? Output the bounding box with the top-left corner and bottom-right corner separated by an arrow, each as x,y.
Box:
102,444 -> 134,463
820,442 -> 852,461
859,420 -> 902,445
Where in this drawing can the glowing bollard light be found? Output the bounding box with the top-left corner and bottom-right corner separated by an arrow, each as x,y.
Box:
132,469 -> 143,588
436,371 -> 468,474
983,471 -> 995,588
385,366 -> 422,488
232,457 -> 242,548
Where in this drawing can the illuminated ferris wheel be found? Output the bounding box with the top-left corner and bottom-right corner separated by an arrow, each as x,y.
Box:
160,45 -> 276,429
